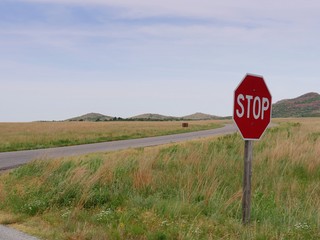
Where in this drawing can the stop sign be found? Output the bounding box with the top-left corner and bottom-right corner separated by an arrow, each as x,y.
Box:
233,74 -> 272,140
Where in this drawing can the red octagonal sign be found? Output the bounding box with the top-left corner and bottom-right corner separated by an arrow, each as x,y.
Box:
233,74 -> 272,140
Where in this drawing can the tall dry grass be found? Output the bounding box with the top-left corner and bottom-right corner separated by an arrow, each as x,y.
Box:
0,118 -> 319,239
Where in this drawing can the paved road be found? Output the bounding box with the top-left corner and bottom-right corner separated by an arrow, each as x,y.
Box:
0,124 -> 237,171
0,123 -> 237,240
0,225 -> 39,240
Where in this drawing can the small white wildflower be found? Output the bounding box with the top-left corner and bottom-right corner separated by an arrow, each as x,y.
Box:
294,222 -> 310,230
61,210 -> 71,218
161,220 -> 168,226
96,208 -> 113,222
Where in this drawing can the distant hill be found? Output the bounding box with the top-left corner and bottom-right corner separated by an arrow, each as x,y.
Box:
67,113 -> 113,122
272,92 -> 320,118
130,113 -> 177,120
130,112 -> 226,120
67,112 -> 228,122
182,112 -> 220,120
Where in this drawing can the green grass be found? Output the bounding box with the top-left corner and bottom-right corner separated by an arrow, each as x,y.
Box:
0,121 -> 224,152
0,118 -> 319,239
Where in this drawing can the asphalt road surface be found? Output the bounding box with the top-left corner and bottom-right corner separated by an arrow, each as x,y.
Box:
0,225 -> 39,240
0,123 -> 237,239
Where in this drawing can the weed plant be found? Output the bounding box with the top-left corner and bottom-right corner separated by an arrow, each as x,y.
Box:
0,118 -> 319,239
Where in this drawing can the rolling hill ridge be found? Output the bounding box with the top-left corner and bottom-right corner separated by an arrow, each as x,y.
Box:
67,112 -> 224,121
67,113 -> 113,121
272,92 -> 320,118
66,92 -> 320,121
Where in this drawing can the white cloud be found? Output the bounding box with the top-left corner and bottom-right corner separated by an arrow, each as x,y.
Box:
17,0 -> 320,22
1,0 -> 319,121
4,0 -> 320,52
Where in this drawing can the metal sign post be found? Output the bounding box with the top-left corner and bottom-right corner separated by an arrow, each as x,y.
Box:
242,140 -> 253,224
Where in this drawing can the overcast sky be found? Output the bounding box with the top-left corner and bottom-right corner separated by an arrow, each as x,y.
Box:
1,0 -> 319,121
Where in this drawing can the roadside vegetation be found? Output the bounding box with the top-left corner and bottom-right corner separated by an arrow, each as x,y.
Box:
0,120 -> 223,152
0,118 -> 319,239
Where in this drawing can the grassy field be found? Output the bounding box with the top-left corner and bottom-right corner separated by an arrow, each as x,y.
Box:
0,118 -> 319,239
0,120 -> 223,152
